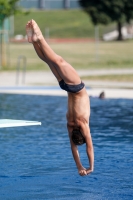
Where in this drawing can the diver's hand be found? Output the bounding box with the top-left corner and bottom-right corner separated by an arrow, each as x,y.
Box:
78,166 -> 87,176
86,167 -> 93,175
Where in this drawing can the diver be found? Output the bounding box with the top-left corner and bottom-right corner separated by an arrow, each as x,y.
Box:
26,20 -> 94,176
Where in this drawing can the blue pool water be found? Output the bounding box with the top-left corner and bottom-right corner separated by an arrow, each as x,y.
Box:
0,94 -> 133,200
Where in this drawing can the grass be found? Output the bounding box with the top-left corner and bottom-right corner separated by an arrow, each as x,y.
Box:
1,40 -> 133,82
14,9 -> 116,38
4,40 -> 133,71
81,74 -> 133,82
3,9 -> 131,83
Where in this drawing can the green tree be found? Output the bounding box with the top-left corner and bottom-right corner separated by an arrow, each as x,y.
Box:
0,0 -> 28,68
0,0 -> 21,68
0,0 -> 21,27
79,0 -> 133,40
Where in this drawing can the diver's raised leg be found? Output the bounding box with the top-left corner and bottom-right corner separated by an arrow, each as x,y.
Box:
30,19 -> 81,85
26,21 -> 62,81
33,43 -> 62,81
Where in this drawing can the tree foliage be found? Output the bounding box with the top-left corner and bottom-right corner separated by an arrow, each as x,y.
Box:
79,0 -> 133,40
0,0 -> 22,26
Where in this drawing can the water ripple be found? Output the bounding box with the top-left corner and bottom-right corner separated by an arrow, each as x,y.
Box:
0,94 -> 133,199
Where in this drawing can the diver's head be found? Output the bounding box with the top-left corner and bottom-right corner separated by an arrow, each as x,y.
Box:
72,128 -> 86,145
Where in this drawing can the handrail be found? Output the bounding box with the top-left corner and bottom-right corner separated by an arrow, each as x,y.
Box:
16,55 -> 27,85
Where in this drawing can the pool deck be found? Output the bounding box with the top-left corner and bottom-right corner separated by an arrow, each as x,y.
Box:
0,70 -> 133,99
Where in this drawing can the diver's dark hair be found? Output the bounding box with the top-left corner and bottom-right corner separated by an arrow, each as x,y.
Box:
72,129 -> 86,145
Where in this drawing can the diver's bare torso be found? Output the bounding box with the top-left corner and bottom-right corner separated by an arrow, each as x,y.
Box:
66,87 -> 90,128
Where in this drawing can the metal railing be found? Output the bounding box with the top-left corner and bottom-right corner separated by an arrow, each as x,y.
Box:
16,55 -> 27,85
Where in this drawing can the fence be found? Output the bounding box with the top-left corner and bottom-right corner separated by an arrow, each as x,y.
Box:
18,0 -> 80,9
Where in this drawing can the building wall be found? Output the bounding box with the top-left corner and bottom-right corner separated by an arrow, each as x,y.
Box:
18,0 -> 80,9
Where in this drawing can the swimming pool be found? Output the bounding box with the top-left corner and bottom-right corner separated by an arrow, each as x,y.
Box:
0,94 -> 132,200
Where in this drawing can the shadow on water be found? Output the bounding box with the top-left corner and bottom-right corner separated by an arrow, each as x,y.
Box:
0,94 -> 132,200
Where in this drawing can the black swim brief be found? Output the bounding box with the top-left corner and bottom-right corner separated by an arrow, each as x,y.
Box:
59,79 -> 85,93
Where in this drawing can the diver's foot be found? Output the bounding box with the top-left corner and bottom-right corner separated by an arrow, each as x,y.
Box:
31,19 -> 43,42
26,21 -> 33,43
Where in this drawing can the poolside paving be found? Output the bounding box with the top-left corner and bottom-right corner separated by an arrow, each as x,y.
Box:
0,69 -> 133,99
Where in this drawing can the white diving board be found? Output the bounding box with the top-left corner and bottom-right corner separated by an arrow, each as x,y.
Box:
0,119 -> 41,128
